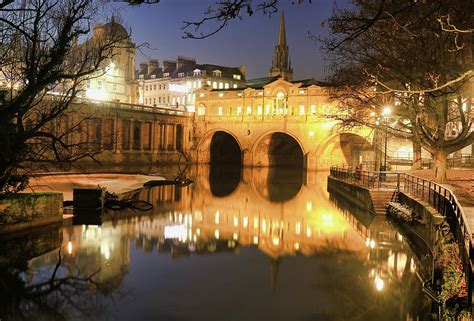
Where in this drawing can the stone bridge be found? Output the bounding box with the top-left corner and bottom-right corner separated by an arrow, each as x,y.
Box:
191,78 -> 374,170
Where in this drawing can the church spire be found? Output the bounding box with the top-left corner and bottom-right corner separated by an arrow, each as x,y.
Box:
278,10 -> 286,46
269,10 -> 293,81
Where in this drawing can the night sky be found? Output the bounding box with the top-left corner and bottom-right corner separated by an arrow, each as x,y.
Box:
117,0 -> 343,81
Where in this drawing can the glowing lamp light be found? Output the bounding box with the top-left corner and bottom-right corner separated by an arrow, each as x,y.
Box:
86,88 -> 107,101
382,106 -> 392,116
308,130 -> 315,137
215,229 -> 220,239
370,111 -> 376,117
272,237 -> 280,246
375,276 -> 384,291
253,236 -> 259,244
67,241 -> 73,254
233,232 -> 238,240
370,239 -> 376,249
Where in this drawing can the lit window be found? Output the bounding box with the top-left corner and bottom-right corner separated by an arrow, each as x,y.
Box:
299,105 -> 305,115
310,105 -> 317,114
193,69 -> 201,76
213,70 -> 222,77
233,84 -> 238,89
299,90 -> 305,94
258,91 -> 263,96
197,106 -> 206,116
246,106 -> 252,115
218,106 -> 223,116
178,72 -> 185,77
207,80 -> 211,86
233,74 -> 241,80
163,72 -> 169,77
218,82 -> 223,89
265,105 -> 270,115
224,83 -> 229,89
257,105 -> 263,115
236,106 -> 242,115
197,81 -> 202,88
212,82 -> 217,89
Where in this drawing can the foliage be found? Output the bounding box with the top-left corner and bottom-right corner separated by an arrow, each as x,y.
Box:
436,221 -> 470,320
387,202 -> 414,222
319,0 -> 473,183
0,0 -> 129,193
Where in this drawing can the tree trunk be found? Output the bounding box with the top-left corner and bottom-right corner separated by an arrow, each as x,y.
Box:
434,151 -> 447,183
412,142 -> 422,170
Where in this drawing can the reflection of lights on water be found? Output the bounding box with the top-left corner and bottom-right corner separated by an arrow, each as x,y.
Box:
164,224 -> 186,239
322,213 -> 334,227
228,240 -> 236,248
67,241 -> 73,254
272,237 -> 280,246
306,202 -> 312,211
294,242 -> 300,250
243,216 -> 248,228
296,222 -> 301,235
233,232 -> 238,240
253,217 -> 259,229
253,236 -> 258,244
306,227 -> 312,238
179,213 -> 183,223
196,228 -> 201,236
233,216 -> 238,227
262,219 -> 267,233
101,243 -> 110,260
215,229 -> 220,239
375,276 -> 384,291
215,211 -> 220,224
365,238 -> 376,249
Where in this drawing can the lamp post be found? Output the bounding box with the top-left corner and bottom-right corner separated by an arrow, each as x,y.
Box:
382,106 -> 392,172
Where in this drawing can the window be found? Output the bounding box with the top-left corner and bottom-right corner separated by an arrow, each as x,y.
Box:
193,69 -> 201,76
153,85 -> 156,90
224,83 -> 229,89
218,82 -> 223,89
258,91 -> 263,96
212,81 -> 217,89
139,75 -> 144,79
218,106 -> 223,116
233,74 -> 241,80
178,72 -> 185,77
265,105 -> 270,115
299,105 -> 305,115
257,105 -> 263,115
163,72 -> 169,77
151,75 -> 156,79
207,80 -> 211,86
213,70 -> 222,77
197,106 -> 206,116
233,84 -> 238,89
236,106 -> 242,116
112,84 -> 117,90
299,90 -> 305,94
310,105 -> 317,115
145,85 -> 148,91
159,97 -> 161,103
247,106 -> 252,115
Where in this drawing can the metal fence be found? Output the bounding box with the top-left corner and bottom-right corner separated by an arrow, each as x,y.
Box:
330,165 -> 473,302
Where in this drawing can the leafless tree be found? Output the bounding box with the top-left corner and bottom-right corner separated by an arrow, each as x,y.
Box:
0,0 -> 129,193
319,0 -> 473,182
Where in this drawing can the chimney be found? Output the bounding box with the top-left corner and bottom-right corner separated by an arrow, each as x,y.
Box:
163,59 -> 176,74
147,59 -> 159,76
176,56 -> 196,72
139,62 -> 148,76
238,66 -> 247,80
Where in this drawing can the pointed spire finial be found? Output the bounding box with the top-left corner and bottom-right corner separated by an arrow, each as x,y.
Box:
278,10 -> 286,46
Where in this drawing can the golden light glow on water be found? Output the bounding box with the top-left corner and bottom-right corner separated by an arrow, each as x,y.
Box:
243,216 -> 249,228
375,276 -> 384,292
67,241 -> 73,254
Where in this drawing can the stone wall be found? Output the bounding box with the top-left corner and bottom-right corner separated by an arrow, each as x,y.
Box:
0,193 -> 63,234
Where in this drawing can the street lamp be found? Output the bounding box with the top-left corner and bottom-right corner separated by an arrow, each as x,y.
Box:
382,106 -> 392,172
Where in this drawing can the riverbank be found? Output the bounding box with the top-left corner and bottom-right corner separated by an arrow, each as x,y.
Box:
411,169 -> 474,232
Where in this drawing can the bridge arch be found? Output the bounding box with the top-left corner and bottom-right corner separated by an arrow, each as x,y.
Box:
197,129 -> 243,165
251,131 -> 306,168
315,132 -> 373,169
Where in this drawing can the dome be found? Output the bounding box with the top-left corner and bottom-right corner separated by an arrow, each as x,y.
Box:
94,16 -> 130,40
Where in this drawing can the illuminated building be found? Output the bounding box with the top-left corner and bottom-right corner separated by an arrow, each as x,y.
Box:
137,56 -> 246,111
83,17 -> 138,103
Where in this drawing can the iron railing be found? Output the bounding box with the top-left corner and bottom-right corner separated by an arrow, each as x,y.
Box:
330,165 -> 473,302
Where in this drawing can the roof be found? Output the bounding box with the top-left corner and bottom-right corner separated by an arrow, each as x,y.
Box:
245,76 -> 280,89
292,78 -> 331,87
171,63 -> 243,79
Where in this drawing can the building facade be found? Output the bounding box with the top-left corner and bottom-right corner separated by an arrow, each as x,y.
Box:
137,56 -> 246,111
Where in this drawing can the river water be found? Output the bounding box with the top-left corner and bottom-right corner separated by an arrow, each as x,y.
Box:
1,166 -> 434,321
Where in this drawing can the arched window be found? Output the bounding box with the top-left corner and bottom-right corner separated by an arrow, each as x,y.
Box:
276,92 -> 287,115
197,105 -> 206,116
